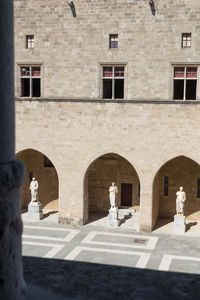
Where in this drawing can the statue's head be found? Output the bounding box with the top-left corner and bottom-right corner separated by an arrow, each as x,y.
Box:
180,186 -> 183,191
32,177 -> 35,181
112,182 -> 115,186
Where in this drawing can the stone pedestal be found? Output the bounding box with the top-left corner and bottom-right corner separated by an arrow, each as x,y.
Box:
108,208 -> 121,227
174,215 -> 186,234
28,203 -> 43,220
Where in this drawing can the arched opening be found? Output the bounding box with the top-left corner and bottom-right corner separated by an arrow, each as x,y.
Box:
153,155 -> 200,232
84,153 -> 140,226
16,149 -> 59,220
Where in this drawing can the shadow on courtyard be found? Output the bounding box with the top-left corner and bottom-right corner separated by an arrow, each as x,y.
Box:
153,218 -> 200,234
42,210 -> 58,220
23,256 -> 200,300
85,213 -> 107,225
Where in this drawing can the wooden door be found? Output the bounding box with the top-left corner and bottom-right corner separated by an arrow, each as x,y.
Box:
121,183 -> 132,206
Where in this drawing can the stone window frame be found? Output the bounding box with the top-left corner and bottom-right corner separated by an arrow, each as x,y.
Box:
26,35 -> 34,49
109,34 -> 118,49
171,64 -> 200,101
17,63 -> 43,98
181,33 -> 191,48
99,63 -> 127,100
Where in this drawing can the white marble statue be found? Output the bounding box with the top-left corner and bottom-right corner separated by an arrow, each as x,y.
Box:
30,177 -> 39,203
176,186 -> 186,216
109,182 -> 118,209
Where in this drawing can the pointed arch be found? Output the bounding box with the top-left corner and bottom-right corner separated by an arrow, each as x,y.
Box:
152,155 -> 200,229
83,152 -> 140,224
16,148 -> 59,211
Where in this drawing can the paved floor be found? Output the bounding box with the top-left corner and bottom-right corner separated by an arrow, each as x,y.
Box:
153,218 -> 200,236
22,221 -> 200,299
22,209 -> 59,224
22,210 -> 200,235
22,222 -> 200,273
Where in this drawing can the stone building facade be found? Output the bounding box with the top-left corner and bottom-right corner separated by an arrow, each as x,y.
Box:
14,0 -> 200,231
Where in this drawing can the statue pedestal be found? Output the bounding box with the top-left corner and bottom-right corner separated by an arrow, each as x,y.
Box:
174,215 -> 186,234
108,208 -> 121,227
27,202 -> 43,220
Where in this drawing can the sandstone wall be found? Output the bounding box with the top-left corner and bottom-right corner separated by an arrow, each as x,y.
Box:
15,100 -> 200,231
14,0 -> 200,231
14,0 -> 200,100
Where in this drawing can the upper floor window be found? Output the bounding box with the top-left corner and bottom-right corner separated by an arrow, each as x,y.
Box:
20,65 -> 41,97
109,34 -> 118,48
173,66 -> 197,100
26,35 -> 34,49
182,33 -> 191,48
102,66 -> 124,99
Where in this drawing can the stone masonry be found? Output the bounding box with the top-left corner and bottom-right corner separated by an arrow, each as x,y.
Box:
16,101 -> 200,231
14,0 -> 200,100
14,0 -> 200,231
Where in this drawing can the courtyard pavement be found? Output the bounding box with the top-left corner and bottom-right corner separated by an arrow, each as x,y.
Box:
22,219 -> 200,299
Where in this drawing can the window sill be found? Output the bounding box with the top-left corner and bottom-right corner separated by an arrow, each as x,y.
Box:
18,96 -> 41,98
15,97 -> 200,104
173,99 -> 197,101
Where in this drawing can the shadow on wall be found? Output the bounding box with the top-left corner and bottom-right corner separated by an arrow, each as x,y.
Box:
23,256 -> 200,299
16,149 -> 59,211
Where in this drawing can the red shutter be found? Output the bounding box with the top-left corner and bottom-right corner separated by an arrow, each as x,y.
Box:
186,67 -> 197,78
174,67 -> 184,78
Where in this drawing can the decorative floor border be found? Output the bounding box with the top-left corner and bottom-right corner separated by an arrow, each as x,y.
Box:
81,231 -> 158,250
23,240 -> 64,258
159,254 -> 200,271
23,225 -> 80,242
65,246 -> 151,269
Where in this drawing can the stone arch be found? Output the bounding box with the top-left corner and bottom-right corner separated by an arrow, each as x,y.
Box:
16,148 -> 59,212
152,155 -> 200,229
83,153 -> 140,224
151,152 -> 200,184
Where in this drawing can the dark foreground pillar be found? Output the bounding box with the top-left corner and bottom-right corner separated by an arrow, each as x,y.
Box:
0,1 -> 26,299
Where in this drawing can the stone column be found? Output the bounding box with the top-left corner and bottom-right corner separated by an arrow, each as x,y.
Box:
139,178 -> 154,232
0,0 -> 15,163
0,1 -> 26,299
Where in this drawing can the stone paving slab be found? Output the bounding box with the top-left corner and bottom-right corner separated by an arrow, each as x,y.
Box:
69,248 -> 140,267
